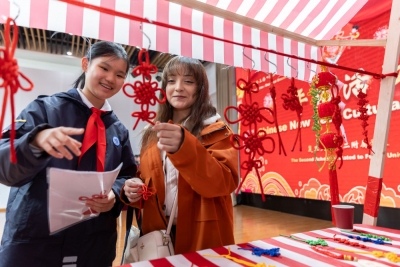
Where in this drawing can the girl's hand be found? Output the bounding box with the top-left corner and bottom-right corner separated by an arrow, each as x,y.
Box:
152,122 -> 183,153
124,178 -> 144,203
85,190 -> 116,213
30,127 -> 84,160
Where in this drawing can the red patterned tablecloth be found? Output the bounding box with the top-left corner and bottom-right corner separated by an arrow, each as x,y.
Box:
120,224 -> 400,267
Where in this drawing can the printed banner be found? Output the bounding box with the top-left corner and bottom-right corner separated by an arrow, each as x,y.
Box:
236,8 -> 400,208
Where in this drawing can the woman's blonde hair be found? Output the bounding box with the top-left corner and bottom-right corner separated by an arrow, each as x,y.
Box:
141,56 -> 217,150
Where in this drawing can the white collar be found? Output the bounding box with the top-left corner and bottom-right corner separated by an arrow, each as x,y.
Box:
76,88 -> 112,111
203,113 -> 221,125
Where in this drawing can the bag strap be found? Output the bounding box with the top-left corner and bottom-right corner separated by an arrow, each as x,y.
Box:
165,191 -> 178,235
120,205 -> 134,265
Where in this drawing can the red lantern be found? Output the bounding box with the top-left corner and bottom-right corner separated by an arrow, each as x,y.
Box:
317,102 -> 336,119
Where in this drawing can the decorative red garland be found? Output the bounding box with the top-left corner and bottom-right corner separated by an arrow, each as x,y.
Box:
281,77 -> 303,152
122,48 -> 166,129
356,89 -> 373,153
0,18 -> 34,163
310,67 -> 344,225
224,70 -> 276,201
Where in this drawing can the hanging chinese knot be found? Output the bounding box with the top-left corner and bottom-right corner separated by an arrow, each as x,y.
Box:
281,77 -> 303,152
0,18 -> 34,163
309,66 -> 343,225
122,48 -> 166,129
269,74 -> 286,156
356,86 -> 373,153
224,70 -> 275,201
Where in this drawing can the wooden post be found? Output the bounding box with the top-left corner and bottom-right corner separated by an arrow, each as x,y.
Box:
362,0 -> 400,225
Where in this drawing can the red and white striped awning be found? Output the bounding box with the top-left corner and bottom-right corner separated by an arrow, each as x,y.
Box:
0,0 -> 367,81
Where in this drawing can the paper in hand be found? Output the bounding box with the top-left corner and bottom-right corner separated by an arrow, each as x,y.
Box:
47,163 -> 123,234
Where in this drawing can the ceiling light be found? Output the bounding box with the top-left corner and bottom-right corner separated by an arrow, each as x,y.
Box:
66,51 -> 72,56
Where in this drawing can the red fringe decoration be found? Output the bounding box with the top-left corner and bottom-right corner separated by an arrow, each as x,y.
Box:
329,169 -> 340,225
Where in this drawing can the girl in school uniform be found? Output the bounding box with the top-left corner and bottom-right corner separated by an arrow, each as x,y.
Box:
0,41 -> 137,267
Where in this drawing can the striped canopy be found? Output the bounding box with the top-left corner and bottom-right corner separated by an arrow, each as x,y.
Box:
0,0 -> 367,81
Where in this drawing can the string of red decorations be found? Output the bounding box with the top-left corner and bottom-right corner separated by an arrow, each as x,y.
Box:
281,77 -> 303,152
59,0 -> 398,80
224,70 -> 275,202
122,48 -> 166,130
269,74 -> 286,156
323,234 -> 367,248
356,89 -> 373,153
0,17 -> 34,163
309,66 -> 343,225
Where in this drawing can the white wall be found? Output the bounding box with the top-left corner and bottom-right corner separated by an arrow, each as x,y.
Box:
0,50 -> 218,209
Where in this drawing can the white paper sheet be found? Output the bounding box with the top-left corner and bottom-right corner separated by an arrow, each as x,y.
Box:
47,163 -> 123,234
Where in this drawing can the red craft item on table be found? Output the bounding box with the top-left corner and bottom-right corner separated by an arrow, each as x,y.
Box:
311,246 -> 357,261
0,18 -> 34,163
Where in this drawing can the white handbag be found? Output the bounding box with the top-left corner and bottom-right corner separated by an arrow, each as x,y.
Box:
126,192 -> 178,262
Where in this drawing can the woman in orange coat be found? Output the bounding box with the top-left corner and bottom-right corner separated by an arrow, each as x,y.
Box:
121,56 -> 238,255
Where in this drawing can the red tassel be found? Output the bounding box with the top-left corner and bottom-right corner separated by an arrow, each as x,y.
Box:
0,18 -> 34,163
329,169 -> 340,226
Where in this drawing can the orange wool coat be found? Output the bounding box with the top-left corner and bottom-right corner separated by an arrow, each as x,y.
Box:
124,120 -> 239,255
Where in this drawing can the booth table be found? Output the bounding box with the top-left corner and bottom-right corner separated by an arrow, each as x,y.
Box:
120,224 -> 400,267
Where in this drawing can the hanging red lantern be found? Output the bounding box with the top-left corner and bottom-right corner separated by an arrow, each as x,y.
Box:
309,66 -> 343,226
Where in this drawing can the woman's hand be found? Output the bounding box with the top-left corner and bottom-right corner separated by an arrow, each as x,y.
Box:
85,190 -> 116,213
30,127 -> 84,160
152,122 -> 183,153
124,178 -> 145,203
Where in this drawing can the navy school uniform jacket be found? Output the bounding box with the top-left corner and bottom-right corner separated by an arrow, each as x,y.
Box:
0,89 -> 137,267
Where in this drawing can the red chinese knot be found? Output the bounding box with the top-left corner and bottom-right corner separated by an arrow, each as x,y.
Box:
0,18 -> 34,163
123,48 -> 166,129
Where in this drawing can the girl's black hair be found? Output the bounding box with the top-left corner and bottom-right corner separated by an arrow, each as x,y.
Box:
73,41 -> 129,89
